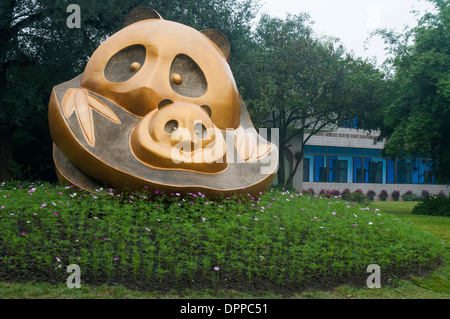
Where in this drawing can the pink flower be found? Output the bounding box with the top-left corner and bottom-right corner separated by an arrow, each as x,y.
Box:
214,267 -> 220,271
56,257 -> 61,262
145,227 -> 151,232
0,206 -> 4,209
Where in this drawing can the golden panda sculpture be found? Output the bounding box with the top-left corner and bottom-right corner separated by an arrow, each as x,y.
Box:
48,7 -> 278,196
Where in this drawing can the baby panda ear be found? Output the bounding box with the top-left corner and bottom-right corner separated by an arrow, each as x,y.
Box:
200,29 -> 231,62
123,7 -> 162,28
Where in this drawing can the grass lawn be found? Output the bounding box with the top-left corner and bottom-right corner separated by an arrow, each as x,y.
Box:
0,188 -> 448,299
303,201 -> 450,299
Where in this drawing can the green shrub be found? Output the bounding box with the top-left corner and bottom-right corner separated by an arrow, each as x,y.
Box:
402,191 -> 422,202
379,190 -> 388,200
412,194 -> 450,216
391,190 -> 400,201
345,191 -> 368,204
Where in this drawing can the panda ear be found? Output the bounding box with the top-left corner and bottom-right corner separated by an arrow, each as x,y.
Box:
123,7 -> 162,28
200,29 -> 231,61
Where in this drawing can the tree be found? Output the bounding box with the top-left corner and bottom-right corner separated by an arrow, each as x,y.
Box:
249,13 -> 384,187
0,0 -> 141,181
376,0 -> 450,183
0,0 -> 261,181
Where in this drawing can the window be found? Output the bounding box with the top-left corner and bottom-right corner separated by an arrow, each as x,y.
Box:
328,156 -> 337,182
353,157 -> 363,183
368,161 -> 383,184
329,158 -> 348,183
419,160 -> 434,184
328,147 -> 346,156
397,160 -> 412,184
412,160 -> 419,184
387,159 -> 395,184
337,160 -> 348,183
309,146 -> 327,154
364,149 -> 382,157
303,158 -> 310,182
314,155 -> 326,182
346,148 -> 363,156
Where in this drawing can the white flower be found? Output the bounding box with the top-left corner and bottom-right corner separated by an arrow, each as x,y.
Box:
368,222 -> 373,225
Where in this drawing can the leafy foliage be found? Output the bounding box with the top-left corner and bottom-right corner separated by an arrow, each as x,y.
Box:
412,193 -> 450,216
248,13 -> 385,186
376,0 -> 450,182
0,0 -> 262,181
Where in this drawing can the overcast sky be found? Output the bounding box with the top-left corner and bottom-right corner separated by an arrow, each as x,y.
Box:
258,0 -> 436,66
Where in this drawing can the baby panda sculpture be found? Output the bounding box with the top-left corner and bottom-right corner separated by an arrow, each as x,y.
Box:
48,7 -> 278,196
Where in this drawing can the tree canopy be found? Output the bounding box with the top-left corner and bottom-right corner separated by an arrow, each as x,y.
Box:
248,13 -> 385,186
376,0 -> 450,183
0,0 -> 261,181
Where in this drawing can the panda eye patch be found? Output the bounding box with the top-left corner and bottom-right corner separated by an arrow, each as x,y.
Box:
105,44 -> 146,82
170,54 -> 207,97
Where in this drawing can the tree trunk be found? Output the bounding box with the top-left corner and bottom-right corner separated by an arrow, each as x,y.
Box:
286,155 -> 302,187
0,128 -> 13,181
277,129 -> 286,185
286,126 -> 305,188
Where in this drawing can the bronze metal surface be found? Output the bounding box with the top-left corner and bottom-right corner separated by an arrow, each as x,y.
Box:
48,8 -> 278,197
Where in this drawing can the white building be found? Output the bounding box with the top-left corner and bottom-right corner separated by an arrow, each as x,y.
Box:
286,125 -> 450,199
